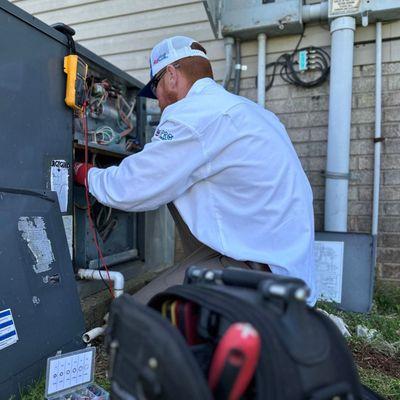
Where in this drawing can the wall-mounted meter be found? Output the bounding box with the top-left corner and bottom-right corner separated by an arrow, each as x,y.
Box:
328,0 -> 400,26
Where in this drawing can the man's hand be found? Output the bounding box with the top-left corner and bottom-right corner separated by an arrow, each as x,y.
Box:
73,162 -> 93,186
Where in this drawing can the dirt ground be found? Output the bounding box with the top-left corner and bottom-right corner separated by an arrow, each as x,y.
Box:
351,341 -> 400,379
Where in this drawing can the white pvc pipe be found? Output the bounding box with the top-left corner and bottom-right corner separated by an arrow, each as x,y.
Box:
82,325 -> 106,343
324,17 -> 356,232
222,37 -> 235,89
372,22 -> 382,236
79,269 -> 124,343
257,33 -> 267,106
78,268 -> 125,298
302,1 -> 329,23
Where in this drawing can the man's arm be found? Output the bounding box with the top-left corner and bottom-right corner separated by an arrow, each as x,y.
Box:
87,119 -> 207,212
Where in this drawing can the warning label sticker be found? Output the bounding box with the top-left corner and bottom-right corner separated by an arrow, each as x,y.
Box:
51,160 -> 70,213
330,0 -> 361,16
0,309 -> 18,351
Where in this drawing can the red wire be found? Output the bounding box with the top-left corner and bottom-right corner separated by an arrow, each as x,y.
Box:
82,103 -> 115,299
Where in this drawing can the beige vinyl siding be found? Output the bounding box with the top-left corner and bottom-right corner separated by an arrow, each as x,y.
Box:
10,0 -> 400,85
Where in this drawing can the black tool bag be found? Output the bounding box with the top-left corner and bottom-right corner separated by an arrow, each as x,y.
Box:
105,296 -> 213,400
106,267 -> 365,400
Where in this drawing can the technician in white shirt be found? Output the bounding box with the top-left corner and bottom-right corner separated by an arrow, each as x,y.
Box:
77,36 -> 317,305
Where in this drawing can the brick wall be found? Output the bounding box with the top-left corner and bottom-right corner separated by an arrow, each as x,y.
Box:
239,62 -> 400,283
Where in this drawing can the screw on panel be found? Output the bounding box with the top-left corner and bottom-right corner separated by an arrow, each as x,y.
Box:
148,357 -> 158,369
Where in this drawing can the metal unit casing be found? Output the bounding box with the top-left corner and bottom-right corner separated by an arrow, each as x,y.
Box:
0,0 -> 146,273
0,0 -> 150,398
0,190 -> 85,400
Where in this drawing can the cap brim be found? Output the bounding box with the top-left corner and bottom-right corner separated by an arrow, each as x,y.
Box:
137,80 -> 157,99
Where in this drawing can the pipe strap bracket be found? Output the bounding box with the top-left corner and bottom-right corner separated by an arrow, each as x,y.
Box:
373,137 -> 385,143
323,170 -> 351,180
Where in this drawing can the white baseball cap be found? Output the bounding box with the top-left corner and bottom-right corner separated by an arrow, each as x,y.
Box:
138,36 -> 209,99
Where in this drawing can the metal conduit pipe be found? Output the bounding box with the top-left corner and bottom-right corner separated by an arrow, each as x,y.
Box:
257,33 -> 267,106
372,22 -> 383,236
234,38 -> 241,95
302,1 -> 329,23
222,37 -> 235,89
324,17 -> 356,232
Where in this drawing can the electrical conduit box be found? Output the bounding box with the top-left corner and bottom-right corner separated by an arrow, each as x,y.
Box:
204,0 -> 304,39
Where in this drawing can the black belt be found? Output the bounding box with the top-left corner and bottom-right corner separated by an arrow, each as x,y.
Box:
245,261 -> 271,272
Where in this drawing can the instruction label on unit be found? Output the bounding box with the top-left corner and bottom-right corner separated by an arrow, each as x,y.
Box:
314,241 -> 344,303
330,0 -> 360,17
50,160 -> 69,213
18,216 -> 55,273
0,309 -> 18,351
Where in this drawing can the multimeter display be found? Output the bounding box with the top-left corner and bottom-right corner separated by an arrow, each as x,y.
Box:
64,55 -> 88,111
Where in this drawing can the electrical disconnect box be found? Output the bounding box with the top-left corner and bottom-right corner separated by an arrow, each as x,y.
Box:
203,0 -> 400,39
203,0 -> 304,39
0,1 -> 175,399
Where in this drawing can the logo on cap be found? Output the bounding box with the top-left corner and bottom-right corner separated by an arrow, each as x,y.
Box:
153,52 -> 168,65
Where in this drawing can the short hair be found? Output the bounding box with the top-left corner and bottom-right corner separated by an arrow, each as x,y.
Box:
177,42 -> 214,84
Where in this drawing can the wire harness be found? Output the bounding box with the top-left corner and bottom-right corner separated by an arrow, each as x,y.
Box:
265,33 -> 330,92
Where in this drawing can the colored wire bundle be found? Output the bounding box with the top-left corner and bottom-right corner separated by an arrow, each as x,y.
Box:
81,102 -> 115,298
265,33 -> 330,92
92,126 -> 121,145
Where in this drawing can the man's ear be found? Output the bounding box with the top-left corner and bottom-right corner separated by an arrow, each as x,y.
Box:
166,64 -> 179,89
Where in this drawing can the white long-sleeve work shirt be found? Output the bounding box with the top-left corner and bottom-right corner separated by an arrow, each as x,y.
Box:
88,78 -> 317,304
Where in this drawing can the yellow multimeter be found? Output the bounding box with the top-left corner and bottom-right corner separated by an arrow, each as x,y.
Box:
52,23 -> 87,111
64,54 -> 88,112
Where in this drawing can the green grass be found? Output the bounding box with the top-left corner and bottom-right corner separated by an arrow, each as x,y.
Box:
374,281 -> 400,315
94,375 -> 111,392
317,282 -> 400,346
317,281 -> 400,398
17,377 -> 45,400
18,376 -> 110,400
359,367 -> 400,400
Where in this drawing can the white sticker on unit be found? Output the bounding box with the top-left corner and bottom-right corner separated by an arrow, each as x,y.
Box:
18,216 -> 55,273
314,241 -> 344,304
330,0 -> 361,16
0,309 -> 18,351
51,160 -> 70,213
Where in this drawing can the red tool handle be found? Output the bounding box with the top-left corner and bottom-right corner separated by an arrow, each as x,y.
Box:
208,322 -> 261,400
